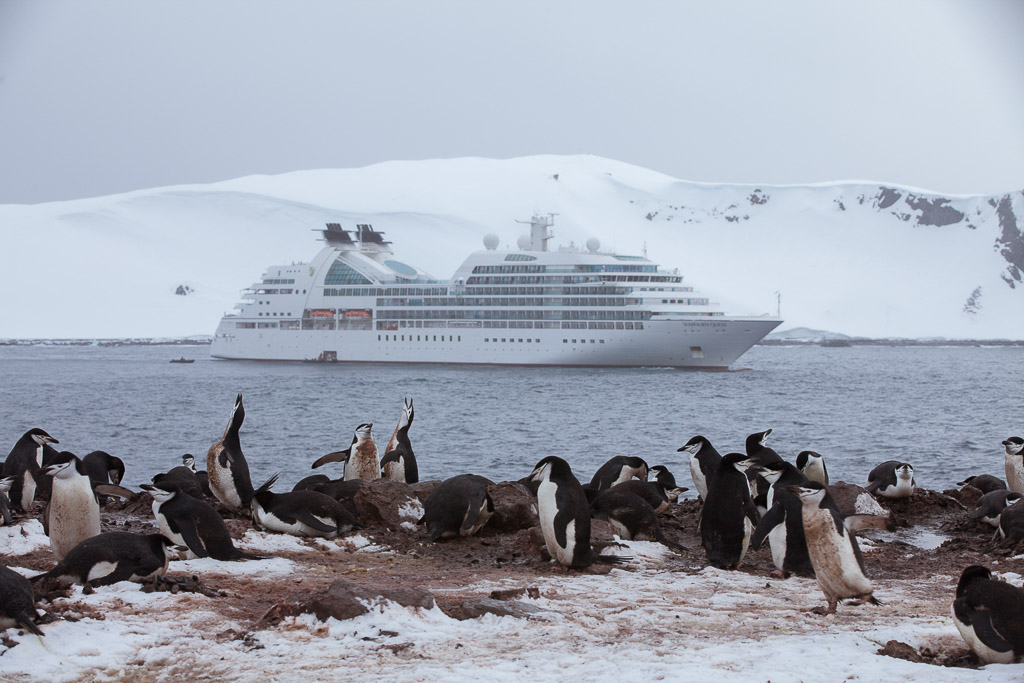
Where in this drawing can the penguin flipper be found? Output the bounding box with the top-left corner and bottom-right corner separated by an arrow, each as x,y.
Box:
177,519 -> 210,558
865,480 -> 882,494
966,607 -> 1014,653
751,503 -> 784,550
42,500 -> 50,536
292,511 -> 338,534
460,493 -> 490,534
94,484 -> 136,500
312,449 -> 351,469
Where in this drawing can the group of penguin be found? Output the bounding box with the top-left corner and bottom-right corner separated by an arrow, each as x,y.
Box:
1,397 -> 1023,666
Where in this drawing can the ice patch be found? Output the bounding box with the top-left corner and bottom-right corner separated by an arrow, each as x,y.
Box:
398,499 -> 424,520
0,519 -> 50,555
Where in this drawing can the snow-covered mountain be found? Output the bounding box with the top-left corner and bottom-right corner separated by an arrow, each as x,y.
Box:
2,154 -> 1021,339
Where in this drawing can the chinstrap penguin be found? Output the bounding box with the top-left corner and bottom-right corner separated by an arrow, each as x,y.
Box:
957,474 -> 1007,495
866,461 -> 915,498
420,474 -> 495,541
529,456 -> 629,568
590,488 -> 683,552
699,453 -> 761,569
3,428 -> 58,512
381,398 -> 418,484
206,393 -> 256,510
971,490 -> 1023,528
32,532 -> 178,587
81,451 -> 125,486
588,455 -> 649,492
0,565 -> 44,636
251,474 -> 359,538
796,450 -> 829,486
951,565 -> 1024,664
750,461 -> 812,577
43,452 -> 101,560
1003,437 -> 1024,494
677,435 -> 722,502
141,483 -> 264,561
0,476 -> 14,526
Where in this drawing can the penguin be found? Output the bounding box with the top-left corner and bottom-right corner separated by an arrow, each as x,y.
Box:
952,565 -> 1024,664
699,453 -> 761,569
312,423 -> 380,481
607,480 -> 671,514
0,565 -> 44,636
677,435 -> 722,501
420,474 -> 495,541
81,451 -> 125,486
140,483 -> 263,561
182,453 -> 213,498
750,462 -> 813,577
250,474 -> 359,538
588,456 -> 649,492
528,456 -> 629,568
306,479 -> 364,519
3,428 -> 58,512
649,465 -> 688,505
0,476 -> 15,526
989,498 -> 1024,552
1003,437 -> 1024,494
381,398 -> 418,484
31,532 -> 177,587
206,393 -> 255,510
42,452 -> 101,560
796,450 -> 829,486
152,457 -> 206,501
971,490 -> 1024,528
293,474 -> 332,491
788,481 -> 879,614
745,430 -> 783,511
866,461 -> 915,498
590,488 -> 683,552
957,474 -> 1008,495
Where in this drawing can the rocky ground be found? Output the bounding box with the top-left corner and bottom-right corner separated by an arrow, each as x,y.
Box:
2,479 -> 1023,681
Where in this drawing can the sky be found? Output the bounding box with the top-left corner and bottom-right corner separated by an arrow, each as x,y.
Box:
1,1 -> 1023,204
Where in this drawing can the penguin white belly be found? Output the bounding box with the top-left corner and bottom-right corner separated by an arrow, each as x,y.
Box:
738,517 -> 754,565
877,479 -> 914,498
768,522 -> 788,571
345,451 -> 381,481
804,512 -> 872,600
608,517 -> 632,540
537,480 -> 575,565
461,503 -> 493,537
382,459 -> 405,483
209,462 -> 243,508
86,561 -> 119,583
1005,455 -> 1024,494
20,471 -> 36,511
257,505 -> 337,538
689,459 -> 707,500
49,477 -> 101,559
153,502 -> 197,559
804,460 -> 827,485
951,606 -> 1015,664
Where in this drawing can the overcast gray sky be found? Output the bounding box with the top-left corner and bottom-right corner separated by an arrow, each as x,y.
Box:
1,0 -> 1022,204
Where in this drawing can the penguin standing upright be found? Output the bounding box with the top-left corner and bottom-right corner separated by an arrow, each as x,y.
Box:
789,481 -> 879,614
529,456 -> 629,568
677,435 -> 722,502
750,461 -> 812,577
420,474 -> 495,541
381,399 -> 418,484
951,565 -> 1024,664
796,450 -> 829,486
42,452 -> 101,560
3,428 -> 58,512
140,483 -> 262,561
0,565 -> 44,636
31,532 -> 177,587
1003,437 -> 1024,494
206,394 -> 255,510
700,453 -> 761,569
312,423 -> 380,481
588,456 -> 649,492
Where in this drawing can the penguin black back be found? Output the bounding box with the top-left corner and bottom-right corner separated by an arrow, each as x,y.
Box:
588,456 -> 649,491
32,532 -> 175,587
678,435 -> 722,501
3,428 -> 58,512
421,474 -> 495,541
142,483 -> 262,561
381,398 -> 418,484
590,488 -> 683,552
952,565 -> 1024,664
0,565 -> 43,636
82,451 -> 125,486
700,452 -> 760,569
957,474 -> 1007,495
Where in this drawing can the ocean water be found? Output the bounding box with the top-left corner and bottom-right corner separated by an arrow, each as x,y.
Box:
0,344 -> 1021,494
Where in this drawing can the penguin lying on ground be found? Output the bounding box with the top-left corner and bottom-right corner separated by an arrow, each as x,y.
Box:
3,428 -> 58,512
1003,437 -> 1024,494
796,450 -> 829,486
420,474 -> 495,541
678,435 -> 722,502
866,461 -> 915,498
957,474 -> 1007,495
32,532 -> 178,587
303,479 -> 364,518
952,565 -> 1024,664
251,474 -> 360,538
153,456 -> 207,501
529,456 -> 630,569
972,490 -> 1023,528
313,423 -> 380,481
789,481 -> 880,614
590,488 -> 684,552
606,478 -> 681,515
207,393 -> 255,510
141,483 -> 264,561
381,398 -> 418,484
987,498 -> 1024,553
588,456 -> 649,492
700,453 -> 761,570
0,565 -> 44,636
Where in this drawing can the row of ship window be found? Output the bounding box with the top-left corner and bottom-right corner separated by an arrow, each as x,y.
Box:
377,309 -> 651,320
470,265 -> 657,274
318,283 -> 693,297
465,275 -> 678,285
374,297 -> 643,307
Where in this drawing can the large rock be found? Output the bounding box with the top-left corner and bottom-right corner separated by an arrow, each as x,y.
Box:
353,479 -> 421,526
300,579 -> 435,622
828,481 -> 889,517
486,481 -> 538,533
442,597 -> 553,621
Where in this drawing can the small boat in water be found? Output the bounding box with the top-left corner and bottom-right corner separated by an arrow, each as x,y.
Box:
170,356 -> 195,364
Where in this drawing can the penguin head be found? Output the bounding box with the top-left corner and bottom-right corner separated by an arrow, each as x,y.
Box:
182,454 -> 196,471
677,436 -> 706,455
722,452 -> 758,473
529,455 -> 572,483
27,428 -> 58,447
758,461 -> 787,484
43,452 -> 84,479
649,465 -> 678,488
106,455 -> 126,485
956,565 -> 993,597
354,423 -> 373,441
787,481 -> 828,506
745,430 -> 772,450
796,451 -> 822,470
1003,437 -> 1024,455
140,483 -> 178,503
399,398 -> 414,429
895,463 -> 914,481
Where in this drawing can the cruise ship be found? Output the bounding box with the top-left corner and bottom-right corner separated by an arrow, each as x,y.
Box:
210,216 -> 781,368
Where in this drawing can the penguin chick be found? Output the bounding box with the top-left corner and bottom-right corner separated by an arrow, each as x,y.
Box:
952,565 -> 1024,664
789,482 -> 880,614
0,565 -> 44,636
206,393 -> 256,510
588,456 -> 649,492
866,461 -> 915,499
590,489 -> 684,552
31,532 -> 177,587
250,474 -> 359,538
677,435 -> 722,502
381,398 -> 418,484
313,423 -> 380,481
3,428 -> 58,512
420,474 -> 495,541
529,456 -> 630,569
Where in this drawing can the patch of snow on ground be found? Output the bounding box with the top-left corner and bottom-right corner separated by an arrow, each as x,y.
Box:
173,555 -> 296,577
0,519 -> 50,555
398,498 -> 424,520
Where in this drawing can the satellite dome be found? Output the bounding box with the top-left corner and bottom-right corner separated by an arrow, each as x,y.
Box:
483,233 -> 500,250
586,237 -> 601,253
517,234 -> 532,250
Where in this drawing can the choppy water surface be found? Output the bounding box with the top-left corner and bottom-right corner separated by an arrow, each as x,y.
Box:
0,344 -> 1021,494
